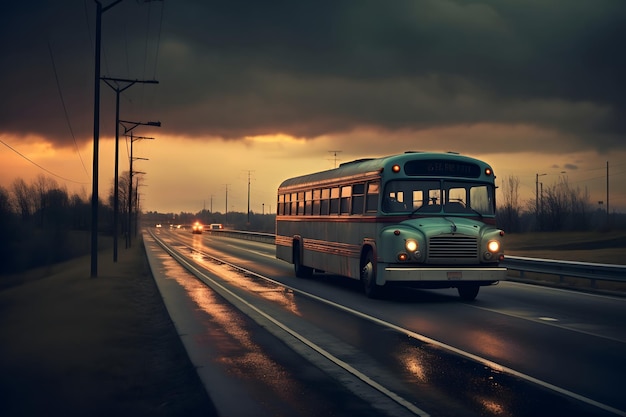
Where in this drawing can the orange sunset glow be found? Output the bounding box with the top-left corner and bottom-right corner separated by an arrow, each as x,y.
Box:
1,1 -> 625,216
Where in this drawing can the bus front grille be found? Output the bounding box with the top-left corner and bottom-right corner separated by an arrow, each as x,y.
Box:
428,235 -> 478,259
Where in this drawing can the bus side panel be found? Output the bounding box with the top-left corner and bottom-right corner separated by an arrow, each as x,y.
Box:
275,234 -> 293,263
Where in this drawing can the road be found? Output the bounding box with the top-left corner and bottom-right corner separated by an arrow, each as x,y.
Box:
145,228 -> 626,417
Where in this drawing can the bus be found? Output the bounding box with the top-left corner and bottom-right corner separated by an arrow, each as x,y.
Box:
275,151 -> 506,300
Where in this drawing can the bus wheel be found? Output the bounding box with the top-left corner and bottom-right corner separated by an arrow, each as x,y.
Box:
293,244 -> 313,278
361,251 -> 382,298
457,284 -> 480,301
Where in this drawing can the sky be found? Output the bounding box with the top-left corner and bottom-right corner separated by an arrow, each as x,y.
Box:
1,0 -> 625,215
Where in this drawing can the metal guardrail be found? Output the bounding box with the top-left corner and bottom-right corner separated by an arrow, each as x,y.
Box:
207,229 -> 275,244
211,229 -> 626,287
501,256 -> 626,286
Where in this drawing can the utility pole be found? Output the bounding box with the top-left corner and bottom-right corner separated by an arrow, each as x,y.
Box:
119,121 -> 158,248
244,170 -> 254,225
91,0 -> 124,277
224,184 -> 230,224
535,172 -> 546,230
102,77 -> 158,262
607,161 -> 610,226
328,150 -> 342,168
90,0 -> 160,277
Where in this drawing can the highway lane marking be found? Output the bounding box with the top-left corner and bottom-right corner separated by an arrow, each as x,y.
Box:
150,230 -> 429,417
467,304 -> 626,344
153,230 -> 626,417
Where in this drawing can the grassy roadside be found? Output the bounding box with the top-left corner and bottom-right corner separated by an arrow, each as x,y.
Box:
504,230 -> 626,294
0,237 -> 217,417
505,230 -> 626,265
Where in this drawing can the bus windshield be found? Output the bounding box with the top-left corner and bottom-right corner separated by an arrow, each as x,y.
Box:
382,180 -> 495,216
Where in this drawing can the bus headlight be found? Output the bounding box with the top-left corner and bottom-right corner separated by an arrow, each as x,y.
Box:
487,240 -> 500,253
405,239 -> 418,252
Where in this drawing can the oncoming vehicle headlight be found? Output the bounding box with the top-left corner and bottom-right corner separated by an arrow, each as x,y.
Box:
487,240 -> 500,253
405,239 -> 418,252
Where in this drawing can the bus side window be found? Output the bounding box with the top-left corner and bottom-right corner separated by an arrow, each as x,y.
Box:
278,194 -> 285,215
330,187 -> 340,214
305,190 -> 313,215
297,192 -> 305,215
312,189 -> 321,215
351,183 -> 365,214
290,193 -> 298,215
340,186 -> 352,214
366,182 -> 379,212
320,188 -> 330,215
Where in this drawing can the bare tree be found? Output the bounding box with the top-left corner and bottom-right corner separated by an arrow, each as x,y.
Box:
541,177 -> 591,231
498,175 -> 521,232
33,174 -> 59,227
11,178 -> 35,221
0,185 -> 12,215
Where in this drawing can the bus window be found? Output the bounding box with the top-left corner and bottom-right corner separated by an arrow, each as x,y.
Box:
352,183 -> 365,214
340,186 -> 352,214
428,189 -> 441,206
290,193 -> 297,215
383,182 -> 409,212
470,185 -> 494,215
330,187 -> 340,214
320,188 -> 330,215
278,194 -> 285,215
305,190 -> 313,215
411,190 -> 424,210
312,189 -> 321,215
366,182 -> 379,212
297,192 -> 305,215
445,186 -> 468,213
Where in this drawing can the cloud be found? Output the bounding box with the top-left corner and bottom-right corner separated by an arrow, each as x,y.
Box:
1,0 -> 625,155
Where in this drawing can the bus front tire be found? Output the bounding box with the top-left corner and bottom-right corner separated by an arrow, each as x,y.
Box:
361,252 -> 383,298
457,284 -> 480,301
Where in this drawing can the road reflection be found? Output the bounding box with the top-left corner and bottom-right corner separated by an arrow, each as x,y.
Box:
158,253 -> 304,405
189,250 -> 303,318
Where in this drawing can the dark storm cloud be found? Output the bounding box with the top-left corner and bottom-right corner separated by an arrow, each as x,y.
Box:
1,0 -> 625,152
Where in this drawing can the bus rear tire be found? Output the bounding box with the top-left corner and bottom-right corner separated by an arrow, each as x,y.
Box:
293,244 -> 313,278
457,284 -> 480,301
361,251 -> 382,298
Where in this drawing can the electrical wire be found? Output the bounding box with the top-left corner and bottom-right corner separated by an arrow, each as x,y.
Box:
0,137 -> 89,185
47,41 -> 91,181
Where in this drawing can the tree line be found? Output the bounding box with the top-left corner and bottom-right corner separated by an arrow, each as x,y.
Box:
497,175 -> 623,233
0,173 -> 137,275
1,173 -> 623,276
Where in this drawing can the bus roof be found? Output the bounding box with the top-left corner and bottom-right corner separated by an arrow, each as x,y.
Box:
278,151 -> 491,190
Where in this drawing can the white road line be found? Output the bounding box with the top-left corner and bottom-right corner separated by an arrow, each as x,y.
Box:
151,230 -> 626,417
151,230 -> 430,417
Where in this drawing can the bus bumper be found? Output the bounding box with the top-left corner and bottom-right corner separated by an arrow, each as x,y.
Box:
382,266 -> 507,285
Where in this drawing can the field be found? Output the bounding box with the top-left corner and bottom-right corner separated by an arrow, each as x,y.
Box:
505,230 -> 626,265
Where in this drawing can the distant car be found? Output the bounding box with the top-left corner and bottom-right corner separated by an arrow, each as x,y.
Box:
155,223 -> 162,228
192,222 -> 203,234
209,223 -> 223,230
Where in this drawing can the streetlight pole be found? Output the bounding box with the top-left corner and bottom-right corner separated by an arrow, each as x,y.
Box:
535,173 -> 546,230
102,78 -> 158,262
127,133 -> 152,248
91,0 -> 125,277
120,120 -> 159,247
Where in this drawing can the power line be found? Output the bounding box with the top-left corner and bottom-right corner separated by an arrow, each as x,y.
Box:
0,138 -> 89,185
47,41 -> 90,181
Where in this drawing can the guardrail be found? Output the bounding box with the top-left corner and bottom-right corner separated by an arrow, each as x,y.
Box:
207,229 -> 275,244
210,229 -> 626,290
501,256 -> 626,287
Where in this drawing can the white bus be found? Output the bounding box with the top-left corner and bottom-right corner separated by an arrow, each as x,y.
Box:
276,151 -> 506,300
